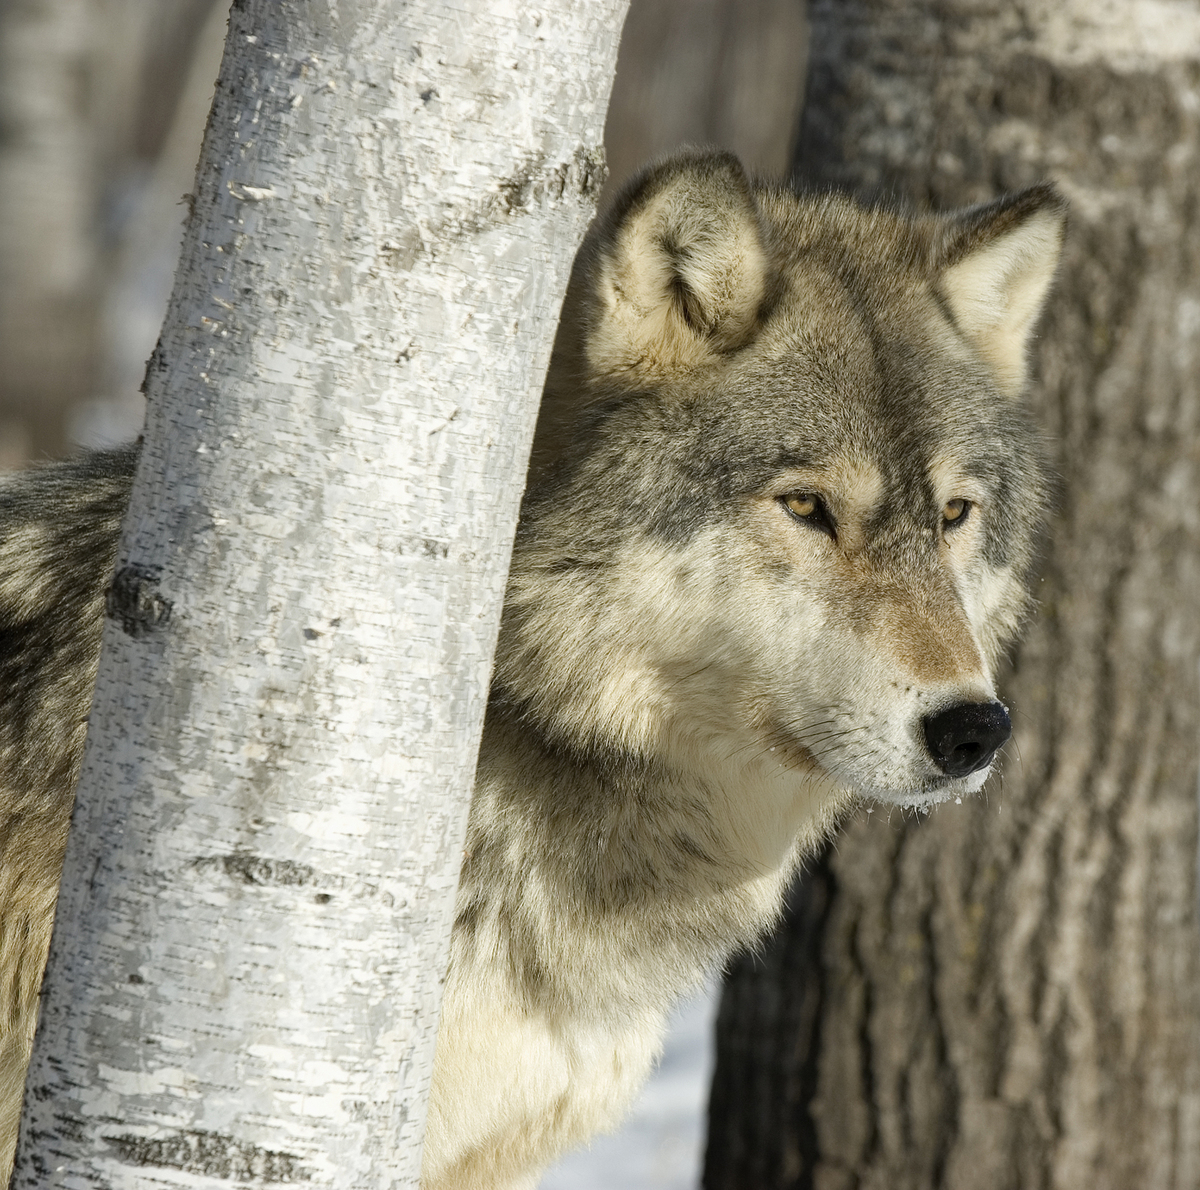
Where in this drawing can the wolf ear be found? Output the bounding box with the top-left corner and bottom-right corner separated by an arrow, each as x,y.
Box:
585,150 -> 769,381
938,184 -> 1067,397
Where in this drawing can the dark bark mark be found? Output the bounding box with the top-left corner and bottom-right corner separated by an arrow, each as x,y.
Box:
496,146 -> 609,213
106,1128 -> 310,1182
105,566 -> 172,638
205,854 -> 320,888
382,147 -> 609,270
190,854 -> 400,908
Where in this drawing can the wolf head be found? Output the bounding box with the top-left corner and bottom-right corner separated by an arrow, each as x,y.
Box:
498,150 -> 1063,812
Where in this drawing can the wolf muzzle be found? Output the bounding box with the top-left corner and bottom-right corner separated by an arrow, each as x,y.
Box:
922,701 -> 1011,777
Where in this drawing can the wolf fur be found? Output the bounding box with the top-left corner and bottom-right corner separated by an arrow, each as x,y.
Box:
0,151 -> 1064,1187
0,451 -> 134,1170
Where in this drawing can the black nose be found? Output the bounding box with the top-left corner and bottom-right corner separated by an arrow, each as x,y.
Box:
922,700 -> 1011,777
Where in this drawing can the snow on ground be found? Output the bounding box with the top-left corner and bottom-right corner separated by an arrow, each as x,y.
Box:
539,981 -> 719,1190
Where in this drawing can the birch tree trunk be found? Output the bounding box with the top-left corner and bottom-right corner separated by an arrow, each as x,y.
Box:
14,1 -> 627,1186
706,3 -> 1200,1187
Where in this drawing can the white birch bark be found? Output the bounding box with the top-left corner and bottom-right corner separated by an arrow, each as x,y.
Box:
13,1 -> 628,1186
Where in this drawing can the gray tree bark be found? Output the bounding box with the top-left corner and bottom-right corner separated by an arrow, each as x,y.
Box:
13,1 -> 626,1187
706,2 -> 1200,1188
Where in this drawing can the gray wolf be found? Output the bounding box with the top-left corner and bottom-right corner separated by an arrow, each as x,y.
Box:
0,150 -> 1064,1187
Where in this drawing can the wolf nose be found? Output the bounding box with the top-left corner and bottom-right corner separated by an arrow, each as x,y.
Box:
922,700 -> 1011,778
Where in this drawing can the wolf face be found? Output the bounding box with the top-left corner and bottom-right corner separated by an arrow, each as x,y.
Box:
500,151 -> 1061,815
0,150 -> 1061,1190
422,152 -> 1063,1189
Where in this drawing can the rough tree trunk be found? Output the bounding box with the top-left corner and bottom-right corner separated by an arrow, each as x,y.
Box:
706,3 -> 1200,1188
14,1 -> 626,1186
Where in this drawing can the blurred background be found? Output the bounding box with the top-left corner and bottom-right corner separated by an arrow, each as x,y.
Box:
0,1 -> 808,1186
0,0 -> 807,465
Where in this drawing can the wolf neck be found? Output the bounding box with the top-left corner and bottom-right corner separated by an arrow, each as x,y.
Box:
460,681 -> 853,1018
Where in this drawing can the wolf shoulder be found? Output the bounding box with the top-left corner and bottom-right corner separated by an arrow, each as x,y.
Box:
0,446 -> 136,797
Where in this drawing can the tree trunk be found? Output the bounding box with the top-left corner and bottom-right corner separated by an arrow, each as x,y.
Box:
706,3 -> 1200,1188
13,1 -> 626,1186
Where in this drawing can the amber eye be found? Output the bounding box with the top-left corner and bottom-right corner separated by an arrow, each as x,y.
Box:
781,493 -> 836,539
942,498 -> 971,529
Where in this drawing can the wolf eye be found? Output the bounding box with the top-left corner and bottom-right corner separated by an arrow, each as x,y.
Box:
781,493 -> 835,539
942,498 -> 971,530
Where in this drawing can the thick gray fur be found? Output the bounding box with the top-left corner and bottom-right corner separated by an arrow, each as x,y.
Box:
0,448 -> 135,1163
0,151 -> 1064,1189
